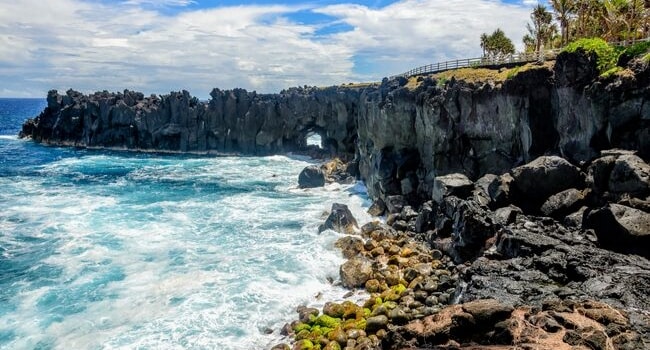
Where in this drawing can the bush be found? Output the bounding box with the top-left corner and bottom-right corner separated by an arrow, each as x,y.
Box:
622,41 -> 650,58
564,38 -> 620,73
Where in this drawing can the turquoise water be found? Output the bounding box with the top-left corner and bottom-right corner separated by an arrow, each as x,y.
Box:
0,99 -> 371,349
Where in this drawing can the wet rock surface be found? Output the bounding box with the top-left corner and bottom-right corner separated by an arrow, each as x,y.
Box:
276,151 -> 649,350
299,166 -> 326,188
320,203 -> 360,235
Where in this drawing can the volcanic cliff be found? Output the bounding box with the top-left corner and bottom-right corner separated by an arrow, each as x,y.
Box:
20,50 -> 650,348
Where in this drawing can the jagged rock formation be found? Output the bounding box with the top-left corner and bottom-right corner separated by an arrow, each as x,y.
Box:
20,87 -> 362,156
20,52 -> 650,209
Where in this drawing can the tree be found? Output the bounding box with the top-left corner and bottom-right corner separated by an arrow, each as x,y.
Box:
525,4 -> 558,52
572,0 -> 606,39
550,0 -> 576,45
523,34 -> 536,52
480,33 -> 489,56
602,0 -> 646,42
480,29 -> 516,58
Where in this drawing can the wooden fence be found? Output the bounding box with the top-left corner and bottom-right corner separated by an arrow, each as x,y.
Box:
390,37 -> 650,79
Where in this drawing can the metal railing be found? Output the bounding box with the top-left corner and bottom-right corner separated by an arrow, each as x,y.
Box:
390,37 -> 650,79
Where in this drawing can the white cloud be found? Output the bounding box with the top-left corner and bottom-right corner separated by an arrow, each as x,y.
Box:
316,0 -> 531,79
121,0 -> 196,7
0,0 -> 531,98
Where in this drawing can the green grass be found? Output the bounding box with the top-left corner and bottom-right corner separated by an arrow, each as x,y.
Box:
643,52 -> 650,63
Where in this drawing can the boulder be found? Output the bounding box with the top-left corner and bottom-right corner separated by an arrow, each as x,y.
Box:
340,256 -> 373,288
432,173 -> 474,204
493,205 -> 522,226
461,299 -> 514,326
510,156 -> 584,207
588,155 -> 617,194
584,204 -> 650,258
298,165 -> 325,188
414,201 -> 436,233
367,199 -> 386,216
450,199 -> 496,262
608,154 -> 650,197
334,236 -> 364,259
319,203 -> 359,235
488,173 -> 514,208
365,315 -> 389,332
540,188 -> 585,218
384,195 -> 407,214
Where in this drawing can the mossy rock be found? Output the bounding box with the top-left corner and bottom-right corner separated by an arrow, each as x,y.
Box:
296,329 -> 312,341
323,341 -> 341,350
327,327 -> 347,345
293,339 -> 316,350
313,314 -> 341,329
341,301 -> 362,319
322,302 -> 344,318
294,322 -> 311,333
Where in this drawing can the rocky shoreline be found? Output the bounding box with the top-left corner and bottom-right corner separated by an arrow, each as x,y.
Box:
272,151 -> 650,350
17,49 -> 650,349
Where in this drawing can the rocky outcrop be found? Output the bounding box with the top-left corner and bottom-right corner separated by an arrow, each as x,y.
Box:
20,86 -> 364,157
319,203 -> 359,235
384,299 -> 645,349
298,165 -> 325,188
21,53 -> 650,209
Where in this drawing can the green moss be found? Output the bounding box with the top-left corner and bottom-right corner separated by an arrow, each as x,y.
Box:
391,284 -> 407,295
294,322 -> 311,333
506,67 -> 520,80
643,53 -> 650,63
296,329 -> 311,340
564,38 -> 620,73
600,66 -> 623,79
363,308 -> 372,317
313,314 -> 341,329
341,301 -> 360,319
355,318 -> 367,331
383,301 -> 398,309
295,339 -> 315,350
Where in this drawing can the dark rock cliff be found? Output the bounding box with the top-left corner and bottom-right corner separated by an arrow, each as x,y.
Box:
21,86 -> 362,157
20,52 -> 650,206
357,52 -> 650,207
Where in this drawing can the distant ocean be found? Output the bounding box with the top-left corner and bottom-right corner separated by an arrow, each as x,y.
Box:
0,98 -> 371,349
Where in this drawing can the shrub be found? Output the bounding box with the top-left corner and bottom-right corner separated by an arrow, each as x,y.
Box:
564,38 -> 620,73
622,41 -> 650,58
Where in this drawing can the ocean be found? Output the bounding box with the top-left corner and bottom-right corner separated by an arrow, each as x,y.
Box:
0,98 -> 371,349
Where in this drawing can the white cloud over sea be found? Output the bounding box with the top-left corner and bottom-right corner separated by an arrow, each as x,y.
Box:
0,0 -> 532,98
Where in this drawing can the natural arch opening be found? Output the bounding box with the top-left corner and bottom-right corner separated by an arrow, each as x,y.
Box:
305,132 -> 323,149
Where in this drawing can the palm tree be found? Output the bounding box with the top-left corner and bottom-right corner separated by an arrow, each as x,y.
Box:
523,34 -> 536,52
526,4 -> 557,51
550,0 -> 576,45
480,33 -> 489,57
480,29 -> 515,59
602,0 -> 645,42
573,0 -> 605,39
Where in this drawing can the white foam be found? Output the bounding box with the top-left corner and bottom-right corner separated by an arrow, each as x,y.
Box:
0,153 -> 372,350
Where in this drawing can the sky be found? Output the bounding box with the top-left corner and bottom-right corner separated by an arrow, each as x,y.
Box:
0,0 -> 540,98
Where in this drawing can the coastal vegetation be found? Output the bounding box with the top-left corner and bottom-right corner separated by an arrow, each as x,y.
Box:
523,0 -> 649,51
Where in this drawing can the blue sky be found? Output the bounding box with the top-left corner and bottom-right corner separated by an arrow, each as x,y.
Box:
0,0 -> 538,98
